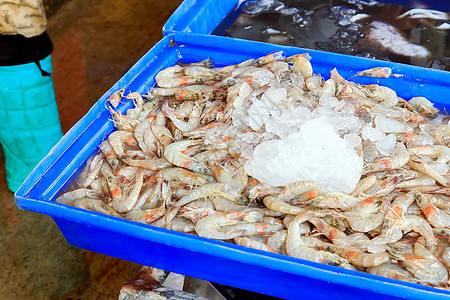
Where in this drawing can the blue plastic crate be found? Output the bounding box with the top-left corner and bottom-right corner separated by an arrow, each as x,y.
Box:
163,0 -> 450,36
15,33 -> 450,299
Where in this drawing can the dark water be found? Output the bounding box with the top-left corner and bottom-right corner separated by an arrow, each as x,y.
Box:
213,0 -> 450,71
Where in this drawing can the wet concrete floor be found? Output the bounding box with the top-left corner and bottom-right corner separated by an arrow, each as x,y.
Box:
0,0 -> 182,299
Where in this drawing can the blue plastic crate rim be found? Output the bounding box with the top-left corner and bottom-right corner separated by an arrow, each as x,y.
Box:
163,0 -> 450,35
15,33 -> 450,299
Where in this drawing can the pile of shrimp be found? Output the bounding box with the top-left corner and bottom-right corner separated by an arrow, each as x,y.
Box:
56,51 -> 450,289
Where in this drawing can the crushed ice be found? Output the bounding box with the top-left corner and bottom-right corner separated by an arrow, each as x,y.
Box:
231,82 -> 365,193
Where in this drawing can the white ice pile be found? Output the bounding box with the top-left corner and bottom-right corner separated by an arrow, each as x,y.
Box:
225,83 -> 366,193
244,117 -> 364,193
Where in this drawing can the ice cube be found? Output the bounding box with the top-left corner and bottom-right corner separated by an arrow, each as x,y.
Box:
319,95 -> 339,108
376,133 -> 396,156
292,13 -> 304,24
239,82 -> 252,98
263,27 -> 281,35
242,2 -> 266,15
327,115 -> 361,132
314,107 -> 340,117
261,87 -> 287,106
362,125 -> 385,141
280,7 -> 298,15
248,68 -> 275,86
375,116 -> 406,133
344,133 -> 362,149
247,99 -> 270,131
338,18 -> 352,26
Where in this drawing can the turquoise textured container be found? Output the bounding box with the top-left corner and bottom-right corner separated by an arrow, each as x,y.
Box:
0,55 -> 63,192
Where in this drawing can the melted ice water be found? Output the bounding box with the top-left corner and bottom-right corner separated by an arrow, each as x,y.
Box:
213,0 -> 450,71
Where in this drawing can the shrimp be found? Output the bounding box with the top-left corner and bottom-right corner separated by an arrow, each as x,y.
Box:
155,167 -> 208,187
415,192 -> 450,228
225,222 -> 284,237
404,215 -> 436,249
442,247 -> 450,269
115,166 -> 139,184
355,67 -> 392,78
55,188 -> 104,205
364,85 -> 398,107
305,75 -> 322,91
308,217 -> 367,251
368,192 -> 416,253
397,240 -> 448,285
363,144 -> 410,175
107,88 -> 124,108
285,211 -> 355,270
161,100 -> 203,133
396,132 -> 435,147
164,140 -> 211,174
110,169 -> 144,213
157,76 -> 206,89
432,124 -> 450,147
350,175 -> 377,197
395,176 -> 436,189
292,55 -> 313,78
267,230 -> 287,253
72,198 -> 121,217
213,58 -> 254,74
108,130 -> 137,157
122,156 -> 171,171
135,182 -> 161,210
107,105 -> 140,131
175,183 -> 247,207
100,162 -> 122,202
171,217 -> 195,233
99,140 -> 120,170
263,196 -> 304,215
82,153 -> 105,187
345,197 -> 385,232
124,92 -> 145,118
252,51 -> 285,67
133,119 -> 157,154
152,87 -> 178,97
367,263 -> 418,283
183,66 -> 224,80
305,193 -> 361,211
234,237 -> 278,253
179,204 -> 215,223
213,159 -> 248,193
200,101 -> 225,124
363,175 -> 400,197
408,156 -> 448,186
279,180 -> 325,200
282,215 -> 311,233
408,145 -> 450,164
192,149 -> 229,166
351,252 -> 390,268
427,194 -> 450,210
304,236 -> 389,267
126,206 -> 166,224
247,184 -> 283,199
155,65 -> 183,80
194,211 -> 264,240
322,78 -> 336,96
211,197 -> 246,212
143,124 -> 173,156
